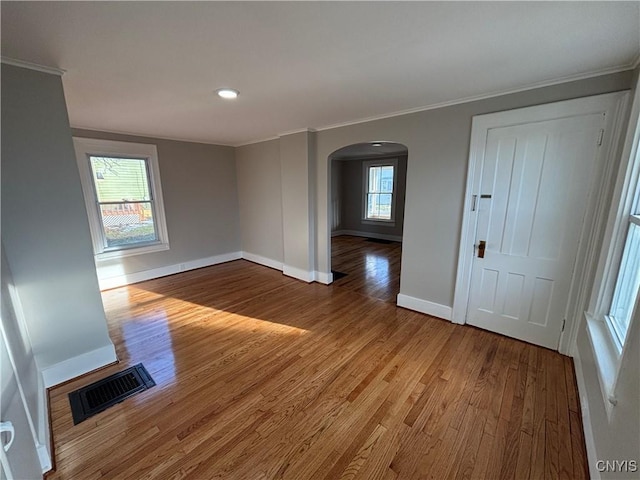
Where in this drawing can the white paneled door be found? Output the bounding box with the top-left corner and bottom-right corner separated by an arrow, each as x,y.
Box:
464,107 -> 610,349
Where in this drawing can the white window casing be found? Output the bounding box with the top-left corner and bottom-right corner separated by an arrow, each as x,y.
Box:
585,84 -> 640,419
362,158 -> 398,225
73,138 -> 170,261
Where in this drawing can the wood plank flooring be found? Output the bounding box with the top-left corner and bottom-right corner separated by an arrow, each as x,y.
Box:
331,235 -> 402,303
47,259 -> 588,479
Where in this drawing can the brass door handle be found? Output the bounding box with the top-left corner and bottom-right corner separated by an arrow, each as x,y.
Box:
477,240 -> 486,258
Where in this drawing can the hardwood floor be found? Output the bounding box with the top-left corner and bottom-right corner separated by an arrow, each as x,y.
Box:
47,259 -> 588,479
331,235 -> 402,303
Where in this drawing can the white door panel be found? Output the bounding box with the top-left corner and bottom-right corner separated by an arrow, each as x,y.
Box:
467,113 -> 605,348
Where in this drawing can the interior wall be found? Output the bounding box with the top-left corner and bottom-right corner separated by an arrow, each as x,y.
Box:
280,131 -> 317,281
314,70 -> 634,309
71,128 -> 241,284
1,64 -> 115,382
331,158 -> 342,232
334,155 -> 408,239
236,139 -> 284,266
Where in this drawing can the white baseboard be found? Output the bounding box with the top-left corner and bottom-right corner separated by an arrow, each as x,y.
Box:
571,346 -> 601,480
315,271 -> 333,285
332,230 -> 402,243
37,443 -> 51,473
182,252 -> 242,271
241,253 -> 332,285
396,293 -> 453,321
37,374 -> 50,470
283,265 -> 315,283
241,251 -> 283,271
97,251 -> 242,290
41,343 -> 117,388
98,250 -> 330,289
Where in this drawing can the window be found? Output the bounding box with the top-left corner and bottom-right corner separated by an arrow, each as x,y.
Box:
585,89 -> 639,416
607,207 -> 640,348
601,115 -> 640,353
363,159 -> 397,223
74,138 -> 169,259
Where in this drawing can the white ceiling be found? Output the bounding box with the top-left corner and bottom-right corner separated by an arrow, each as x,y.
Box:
2,2 -> 639,147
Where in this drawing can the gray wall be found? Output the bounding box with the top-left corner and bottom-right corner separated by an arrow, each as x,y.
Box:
72,129 -> 241,279
314,70 -> 634,307
330,157 -> 342,231
236,139 -> 284,264
1,64 -> 114,371
280,131 -> 316,277
333,155 -> 407,238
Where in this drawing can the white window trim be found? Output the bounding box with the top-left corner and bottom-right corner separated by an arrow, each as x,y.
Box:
362,158 -> 398,225
73,137 -> 170,261
584,83 -> 640,419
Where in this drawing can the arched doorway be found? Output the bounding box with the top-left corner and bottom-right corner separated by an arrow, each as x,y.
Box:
328,141 -> 408,303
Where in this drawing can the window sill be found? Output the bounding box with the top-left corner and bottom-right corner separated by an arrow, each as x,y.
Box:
95,242 -> 169,262
362,219 -> 396,227
585,312 -> 621,420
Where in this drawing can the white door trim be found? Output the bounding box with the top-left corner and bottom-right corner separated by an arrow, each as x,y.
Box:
452,91 -> 630,354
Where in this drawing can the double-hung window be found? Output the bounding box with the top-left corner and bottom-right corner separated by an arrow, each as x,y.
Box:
586,89 -> 639,416
74,138 -> 170,259
607,193 -> 640,349
363,159 -> 397,223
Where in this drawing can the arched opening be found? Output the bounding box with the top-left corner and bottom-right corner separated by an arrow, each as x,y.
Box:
328,141 -> 408,303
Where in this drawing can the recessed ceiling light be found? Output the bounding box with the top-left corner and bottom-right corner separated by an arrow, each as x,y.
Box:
216,88 -> 239,99
371,143 -> 383,147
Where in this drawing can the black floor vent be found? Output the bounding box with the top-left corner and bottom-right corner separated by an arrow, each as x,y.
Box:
69,363 -> 155,425
331,270 -> 348,281
366,238 -> 392,244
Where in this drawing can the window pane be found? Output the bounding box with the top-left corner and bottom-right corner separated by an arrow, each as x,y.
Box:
380,166 -> 394,193
367,193 -> 392,220
367,193 -> 378,218
90,157 -> 151,202
369,166 -> 381,193
99,202 -> 158,248
378,193 -> 392,219
610,222 -> 640,342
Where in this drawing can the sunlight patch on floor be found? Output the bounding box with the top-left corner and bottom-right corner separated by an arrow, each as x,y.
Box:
365,253 -> 390,280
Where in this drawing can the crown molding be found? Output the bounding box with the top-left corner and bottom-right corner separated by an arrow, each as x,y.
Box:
1,57 -> 65,76
278,128 -> 317,138
234,136 -> 281,148
235,128 -> 317,147
232,63 -> 637,146
315,63 -> 637,133
66,59 -> 640,148
69,126 -> 236,148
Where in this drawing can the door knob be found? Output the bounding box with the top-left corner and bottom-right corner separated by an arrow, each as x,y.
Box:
477,240 -> 486,258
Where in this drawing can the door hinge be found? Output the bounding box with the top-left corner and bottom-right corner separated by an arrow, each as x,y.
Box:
561,318 -> 566,332
597,129 -> 604,146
